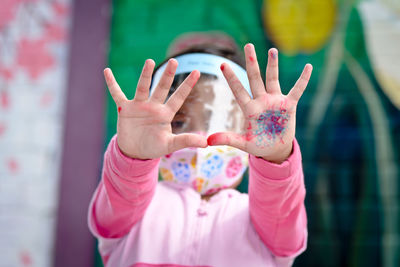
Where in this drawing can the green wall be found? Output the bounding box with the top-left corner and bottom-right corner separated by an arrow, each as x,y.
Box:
99,1 -> 400,266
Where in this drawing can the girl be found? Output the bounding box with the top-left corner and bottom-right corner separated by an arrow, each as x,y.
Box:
88,41 -> 312,267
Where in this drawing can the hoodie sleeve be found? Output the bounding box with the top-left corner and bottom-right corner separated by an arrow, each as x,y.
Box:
248,139 -> 307,261
88,135 -> 160,239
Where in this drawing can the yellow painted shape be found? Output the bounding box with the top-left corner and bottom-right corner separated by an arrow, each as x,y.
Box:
263,0 -> 336,55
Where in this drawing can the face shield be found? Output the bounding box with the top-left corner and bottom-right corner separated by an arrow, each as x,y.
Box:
150,53 -> 252,136
151,53 -> 252,195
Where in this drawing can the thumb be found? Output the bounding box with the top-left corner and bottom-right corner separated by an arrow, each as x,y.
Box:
207,132 -> 247,151
169,133 -> 208,152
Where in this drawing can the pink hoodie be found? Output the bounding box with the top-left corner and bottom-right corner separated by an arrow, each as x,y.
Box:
88,135 -> 307,267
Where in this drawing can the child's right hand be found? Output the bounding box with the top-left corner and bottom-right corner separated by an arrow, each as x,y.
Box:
104,59 -> 207,160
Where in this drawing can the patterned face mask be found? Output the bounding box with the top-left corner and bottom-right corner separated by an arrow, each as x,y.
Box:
159,145 -> 248,195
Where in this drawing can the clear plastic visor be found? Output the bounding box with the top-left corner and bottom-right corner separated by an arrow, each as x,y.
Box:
169,73 -> 245,135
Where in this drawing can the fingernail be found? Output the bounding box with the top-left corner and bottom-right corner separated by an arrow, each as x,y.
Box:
270,50 -> 277,59
194,70 -> 200,79
146,59 -> 155,66
220,64 -> 225,71
192,70 -> 200,87
207,135 -> 217,146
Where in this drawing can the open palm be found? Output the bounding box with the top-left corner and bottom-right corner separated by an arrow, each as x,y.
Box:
208,44 -> 313,163
105,59 -> 207,160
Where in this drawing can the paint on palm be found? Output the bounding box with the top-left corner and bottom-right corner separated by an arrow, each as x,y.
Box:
251,109 -> 289,147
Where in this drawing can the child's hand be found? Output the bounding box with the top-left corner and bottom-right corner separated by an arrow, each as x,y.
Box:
207,44 -> 313,164
104,59 -> 207,160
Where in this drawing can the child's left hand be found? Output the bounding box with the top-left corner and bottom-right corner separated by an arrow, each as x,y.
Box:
207,44 -> 313,164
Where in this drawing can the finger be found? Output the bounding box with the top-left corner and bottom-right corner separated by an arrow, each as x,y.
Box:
220,63 -> 251,110
287,64 -> 313,102
244,43 -> 266,98
265,48 -> 281,94
150,58 -> 178,103
170,133 -> 208,152
165,70 -> 200,113
104,68 -> 127,106
207,132 -> 246,151
134,59 -> 155,102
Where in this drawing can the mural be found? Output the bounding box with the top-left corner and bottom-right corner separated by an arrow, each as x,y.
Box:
0,0 -> 72,266
103,0 -> 400,266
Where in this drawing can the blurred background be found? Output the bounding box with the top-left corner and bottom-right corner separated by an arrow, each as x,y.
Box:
0,0 -> 399,266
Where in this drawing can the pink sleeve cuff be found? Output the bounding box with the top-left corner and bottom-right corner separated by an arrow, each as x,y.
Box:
88,135 -> 160,239
110,135 -> 160,176
249,139 -> 302,180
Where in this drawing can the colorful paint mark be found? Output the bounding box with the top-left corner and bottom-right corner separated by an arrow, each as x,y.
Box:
118,106 -> 121,113
251,109 -> 289,147
270,50 -> 277,59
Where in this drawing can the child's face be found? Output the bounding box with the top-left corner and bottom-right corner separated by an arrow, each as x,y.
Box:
171,77 -> 245,136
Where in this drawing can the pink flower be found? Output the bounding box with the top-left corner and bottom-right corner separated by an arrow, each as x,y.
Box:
52,2 -> 70,17
0,122 -> 6,136
40,91 -> 53,107
0,65 -> 15,80
0,91 -> 10,109
44,23 -> 66,42
20,250 -> 32,266
8,158 -> 19,174
0,0 -> 21,30
17,38 -> 55,80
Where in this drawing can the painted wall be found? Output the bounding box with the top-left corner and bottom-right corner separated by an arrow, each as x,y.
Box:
0,0 -> 72,266
104,0 -> 400,266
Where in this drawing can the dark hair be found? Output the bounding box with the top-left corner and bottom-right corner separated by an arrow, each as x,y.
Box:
156,43 -> 245,71
152,43 -> 245,98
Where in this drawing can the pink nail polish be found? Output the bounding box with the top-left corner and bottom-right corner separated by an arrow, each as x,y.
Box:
271,50 -> 277,59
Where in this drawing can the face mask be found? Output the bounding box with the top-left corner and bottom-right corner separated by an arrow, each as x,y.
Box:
159,146 -> 248,195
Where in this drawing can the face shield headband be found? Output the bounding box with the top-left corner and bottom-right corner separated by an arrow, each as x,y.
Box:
150,53 -> 252,97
